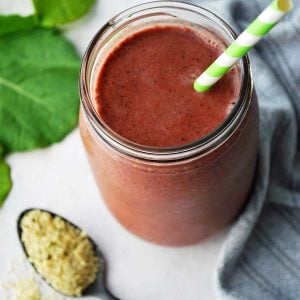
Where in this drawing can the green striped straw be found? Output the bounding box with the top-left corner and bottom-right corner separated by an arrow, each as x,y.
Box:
194,0 -> 293,93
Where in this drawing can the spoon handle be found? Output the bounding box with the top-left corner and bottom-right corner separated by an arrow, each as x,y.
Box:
100,289 -> 120,300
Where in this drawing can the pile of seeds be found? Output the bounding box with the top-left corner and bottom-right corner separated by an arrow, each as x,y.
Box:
20,210 -> 100,297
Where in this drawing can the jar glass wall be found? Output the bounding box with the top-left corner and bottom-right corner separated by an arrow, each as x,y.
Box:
79,2 -> 259,246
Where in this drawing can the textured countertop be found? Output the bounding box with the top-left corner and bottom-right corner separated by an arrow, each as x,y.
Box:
0,1 -> 227,299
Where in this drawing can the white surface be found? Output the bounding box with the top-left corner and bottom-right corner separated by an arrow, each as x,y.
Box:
0,1 -> 227,299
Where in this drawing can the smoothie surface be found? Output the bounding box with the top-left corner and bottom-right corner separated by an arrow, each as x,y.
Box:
95,25 -> 240,147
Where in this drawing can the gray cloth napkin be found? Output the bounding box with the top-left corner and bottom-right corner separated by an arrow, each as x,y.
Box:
187,0 -> 300,299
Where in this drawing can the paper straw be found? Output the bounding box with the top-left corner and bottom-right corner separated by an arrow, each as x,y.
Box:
194,0 -> 293,93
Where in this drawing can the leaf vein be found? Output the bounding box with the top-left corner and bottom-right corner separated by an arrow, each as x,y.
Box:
0,75 -> 54,114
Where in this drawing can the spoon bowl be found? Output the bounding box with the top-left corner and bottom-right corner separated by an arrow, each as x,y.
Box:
17,208 -> 119,300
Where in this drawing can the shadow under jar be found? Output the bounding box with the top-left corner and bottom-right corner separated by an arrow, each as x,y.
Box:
79,1 -> 259,246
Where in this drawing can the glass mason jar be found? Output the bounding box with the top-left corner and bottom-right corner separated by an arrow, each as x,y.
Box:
79,1 -> 259,246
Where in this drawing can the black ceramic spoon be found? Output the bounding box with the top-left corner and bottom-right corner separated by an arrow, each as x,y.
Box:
17,208 -> 120,300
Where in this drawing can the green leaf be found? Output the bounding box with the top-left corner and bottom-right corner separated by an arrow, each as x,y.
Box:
0,145 -> 12,206
0,15 -> 38,37
0,144 -> 4,157
32,0 -> 96,27
0,28 -> 80,152
0,159 -> 11,206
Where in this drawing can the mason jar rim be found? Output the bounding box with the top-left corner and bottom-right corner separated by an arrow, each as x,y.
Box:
79,1 -> 254,162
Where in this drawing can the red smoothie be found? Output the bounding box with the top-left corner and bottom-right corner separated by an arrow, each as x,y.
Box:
79,2 -> 259,246
96,25 -> 239,147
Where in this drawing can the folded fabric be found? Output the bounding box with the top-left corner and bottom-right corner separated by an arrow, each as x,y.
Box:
187,0 -> 300,298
